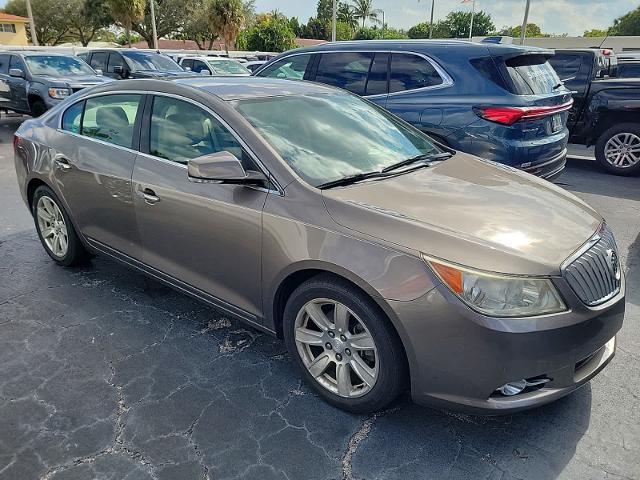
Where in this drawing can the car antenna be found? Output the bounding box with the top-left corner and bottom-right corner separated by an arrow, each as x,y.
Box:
598,34 -> 609,50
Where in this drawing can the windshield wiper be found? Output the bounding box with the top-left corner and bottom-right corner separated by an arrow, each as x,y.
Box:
381,151 -> 453,173
317,171 -> 392,189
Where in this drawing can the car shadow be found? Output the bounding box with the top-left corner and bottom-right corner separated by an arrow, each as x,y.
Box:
556,159 -> 640,202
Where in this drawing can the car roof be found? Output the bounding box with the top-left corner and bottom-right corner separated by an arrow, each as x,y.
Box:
172,76 -> 338,100
0,51 -> 77,57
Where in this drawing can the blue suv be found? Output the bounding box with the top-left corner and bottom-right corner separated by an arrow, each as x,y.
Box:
254,40 -> 572,179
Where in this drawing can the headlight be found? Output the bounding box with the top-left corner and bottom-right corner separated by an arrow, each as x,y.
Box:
48,88 -> 71,99
424,256 -> 566,317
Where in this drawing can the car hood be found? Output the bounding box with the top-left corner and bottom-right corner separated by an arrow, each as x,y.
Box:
133,70 -> 196,78
322,153 -> 601,276
41,75 -> 112,86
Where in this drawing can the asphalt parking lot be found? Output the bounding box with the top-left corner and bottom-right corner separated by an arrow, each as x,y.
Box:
0,115 -> 638,480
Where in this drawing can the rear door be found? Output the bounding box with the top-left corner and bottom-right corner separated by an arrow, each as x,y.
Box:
8,55 -> 29,112
132,94 -> 267,317
53,93 -> 144,259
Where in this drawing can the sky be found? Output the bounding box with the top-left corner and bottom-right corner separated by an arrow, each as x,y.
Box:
253,0 -> 638,36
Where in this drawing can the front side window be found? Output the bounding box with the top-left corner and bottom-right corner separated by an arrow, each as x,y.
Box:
107,53 -> 126,74
389,53 -> 443,93
365,53 -> 389,96
62,101 -> 84,133
81,94 -> 142,148
207,59 -> 250,75
192,60 -> 209,73
235,92 -> 440,187
315,52 -> 373,95
149,96 -> 253,169
258,54 -> 311,80
181,59 -> 193,70
9,55 -> 26,72
24,55 -> 95,76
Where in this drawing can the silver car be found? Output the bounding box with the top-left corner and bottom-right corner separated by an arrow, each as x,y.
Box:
13,78 -> 625,414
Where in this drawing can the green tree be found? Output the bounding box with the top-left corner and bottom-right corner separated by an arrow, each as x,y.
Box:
351,0 -> 379,29
444,10 -> 494,38
316,0 -> 333,23
68,0 -> 113,46
107,0 -> 145,47
288,16 -> 302,37
240,13 -> 296,52
4,0 -> 75,45
501,23 -> 547,38
182,0 -> 218,49
407,22 -> 429,39
335,20 -> 355,40
337,3 -> 358,30
610,6 -> 640,35
583,28 -> 609,37
132,0 -> 196,48
210,0 -> 245,53
301,17 -> 329,40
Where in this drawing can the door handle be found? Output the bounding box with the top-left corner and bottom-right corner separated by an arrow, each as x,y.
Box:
53,155 -> 71,172
139,187 -> 160,205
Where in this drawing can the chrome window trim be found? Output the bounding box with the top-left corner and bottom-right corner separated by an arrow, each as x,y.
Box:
56,89 -> 284,196
258,49 -> 454,98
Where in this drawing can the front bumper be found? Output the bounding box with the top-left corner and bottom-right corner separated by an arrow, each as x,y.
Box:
389,276 -> 625,415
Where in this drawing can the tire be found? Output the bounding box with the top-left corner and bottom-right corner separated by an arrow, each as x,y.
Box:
30,99 -> 47,117
32,185 -> 88,266
595,123 -> 640,176
283,274 -> 407,413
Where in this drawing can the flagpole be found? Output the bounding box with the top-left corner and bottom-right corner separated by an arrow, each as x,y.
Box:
468,0 -> 475,41
429,0 -> 435,38
520,0 -> 531,45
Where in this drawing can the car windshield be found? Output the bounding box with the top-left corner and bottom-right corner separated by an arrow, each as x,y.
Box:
122,51 -> 183,72
24,55 -> 95,76
235,93 -> 441,187
208,59 -> 250,75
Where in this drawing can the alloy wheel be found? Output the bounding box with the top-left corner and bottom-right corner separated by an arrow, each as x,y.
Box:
294,298 -> 379,398
604,133 -> 640,168
36,196 -> 68,258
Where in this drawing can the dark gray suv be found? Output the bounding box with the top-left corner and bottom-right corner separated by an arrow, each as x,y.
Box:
0,52 -> 112,117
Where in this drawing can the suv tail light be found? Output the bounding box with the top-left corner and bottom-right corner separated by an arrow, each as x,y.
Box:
474,100 -> 573,125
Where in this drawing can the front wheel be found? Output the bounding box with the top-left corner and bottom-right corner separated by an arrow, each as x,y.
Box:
283,274 -> 407,413
30,99 -> 47,117
595,123 -> 640,176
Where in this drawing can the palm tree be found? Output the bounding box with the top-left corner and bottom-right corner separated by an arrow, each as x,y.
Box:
351,0 -> 379,29
107,0 -> 145,47
210,0 -> 245,54
337,3 -> 358,30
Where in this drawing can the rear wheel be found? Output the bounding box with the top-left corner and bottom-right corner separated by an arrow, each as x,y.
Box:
32,186 -> 88,266
595,123 -> 640,176
283,274 -> 407,413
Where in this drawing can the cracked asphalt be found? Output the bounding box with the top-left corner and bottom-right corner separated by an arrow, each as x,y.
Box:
0,114 -> 639,480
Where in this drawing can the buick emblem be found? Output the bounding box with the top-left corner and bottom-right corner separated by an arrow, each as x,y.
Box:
605,249 -> 620,281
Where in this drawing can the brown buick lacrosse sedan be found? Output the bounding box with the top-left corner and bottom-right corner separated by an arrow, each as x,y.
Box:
13,78 -> 624,414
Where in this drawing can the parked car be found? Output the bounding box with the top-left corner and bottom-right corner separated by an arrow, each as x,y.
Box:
549,48 -> 640,175
244,60 -> 267,73
615,53 -> 640,78
83,49 -> 192,79
14,77 -> 624,415
179,56 -> 251,76
0,52 -> 112,116
255,40 -> 572,180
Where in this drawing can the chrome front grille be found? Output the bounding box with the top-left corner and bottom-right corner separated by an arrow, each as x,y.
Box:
563,225 -> 621,306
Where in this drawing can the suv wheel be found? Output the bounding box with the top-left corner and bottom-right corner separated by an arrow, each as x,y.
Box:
283,274 -> 407,413
32,185 -> 88,266
30,99 -> 47,117
595,123 -> 640,176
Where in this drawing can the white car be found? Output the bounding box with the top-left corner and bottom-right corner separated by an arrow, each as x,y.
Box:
179,56 -> 251,76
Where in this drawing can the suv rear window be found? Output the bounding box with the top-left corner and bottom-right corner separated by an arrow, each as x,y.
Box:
503,54 -> 561,95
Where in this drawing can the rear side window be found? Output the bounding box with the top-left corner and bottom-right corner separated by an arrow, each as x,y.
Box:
503,55 -> 561,95
181,58 -> 193,70
62,101 -> 84,133
315,52 -> 373,95
81,94 -> 142,148
389,53 -> 443,93
548,54 -> 582,80
0,54 -> 9,74
365,53 -> 388,96
258,54 -> 311,80
192,60 -> 209,73
617,63 -> 640,78
89,52 -> 108,72
107,53 -> 126,74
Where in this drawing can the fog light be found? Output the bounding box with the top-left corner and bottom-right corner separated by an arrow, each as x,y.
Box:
499,380 -> 527,396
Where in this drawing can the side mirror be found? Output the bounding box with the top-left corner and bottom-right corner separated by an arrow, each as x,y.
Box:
9,68 -> 25,78
201,69 -> 212,76
95,68 -> 103,76
187,151 -> 267,186
113,65 -> 128,78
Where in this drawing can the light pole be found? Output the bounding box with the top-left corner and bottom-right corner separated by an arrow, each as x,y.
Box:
332,0 -> 337,41
429,0 -> 435,38
25,0 -> 38,46
520,0 -> 531,45
376,9 -> 385,38
468,0 -> 475,41
150,0 -> 158,50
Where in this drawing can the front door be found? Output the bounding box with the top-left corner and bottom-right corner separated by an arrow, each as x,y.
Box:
132,95 -> 267,317
52,93 -> 144,259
